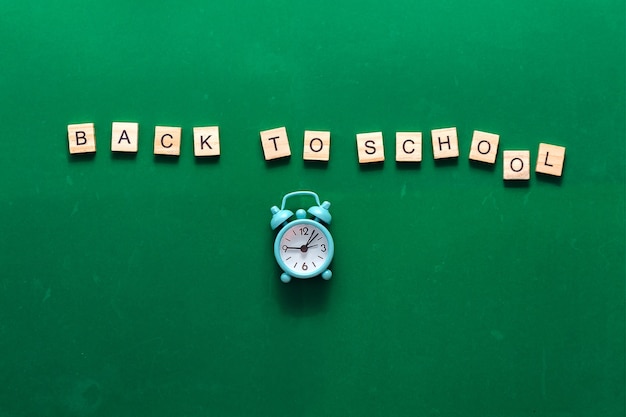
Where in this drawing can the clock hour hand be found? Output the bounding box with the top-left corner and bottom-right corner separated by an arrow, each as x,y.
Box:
305,231 -> 319,248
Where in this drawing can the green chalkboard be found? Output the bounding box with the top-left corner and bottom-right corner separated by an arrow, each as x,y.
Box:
0,1 -> 624,416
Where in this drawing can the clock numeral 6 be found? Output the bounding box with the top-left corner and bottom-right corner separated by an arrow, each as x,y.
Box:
302,263 -> 308,271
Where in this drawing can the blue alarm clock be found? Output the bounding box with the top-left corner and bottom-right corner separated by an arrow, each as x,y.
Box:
270,191 -> 334,283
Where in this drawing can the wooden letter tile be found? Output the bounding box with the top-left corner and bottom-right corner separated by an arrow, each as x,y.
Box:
193,126 -> 220,157
357,132 -> 385,163
395,132 -> 422,162
469,130 -> 499,164
260,127 -> 291,160
303,130 -> 330,161
503,150 -> 530,180
67,123 -> 96,154
154,126 -> 182,156
431,127 -> 459,159
111,122 -> 138,153
536,143 -> 566,176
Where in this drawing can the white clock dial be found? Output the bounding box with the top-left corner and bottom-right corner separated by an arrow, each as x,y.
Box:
278,221 -> 331,277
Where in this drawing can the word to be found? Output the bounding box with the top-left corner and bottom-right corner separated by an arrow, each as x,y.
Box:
67,123 -> 566,179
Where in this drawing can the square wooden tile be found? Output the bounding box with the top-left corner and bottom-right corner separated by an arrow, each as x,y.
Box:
303,130 -> 330,161
154,126 -> 182,156
67,123 -> 96,154
431,127 -> 459,159
503,150 -> 530,180
395,132 -> 422,162
111,122 -> 138,153
193,126 -> 220,157
356,132 -> 385,163
469,130 -> 499,164
536,143 -> 566,176
260,127 -> 291,160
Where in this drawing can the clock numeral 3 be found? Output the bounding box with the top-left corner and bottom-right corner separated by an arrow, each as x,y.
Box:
321,244 -> 327,252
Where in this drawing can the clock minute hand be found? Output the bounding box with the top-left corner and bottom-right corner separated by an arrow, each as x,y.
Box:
283,245 -> 311,253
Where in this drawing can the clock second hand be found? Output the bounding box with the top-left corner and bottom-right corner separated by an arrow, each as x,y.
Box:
283,231 -> 320,253
305,231 -> 318,248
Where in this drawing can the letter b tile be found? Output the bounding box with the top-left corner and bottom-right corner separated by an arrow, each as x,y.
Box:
68,123 -> 96,154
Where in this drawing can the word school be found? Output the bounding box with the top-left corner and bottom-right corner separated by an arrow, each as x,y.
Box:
67,123 -> 566,179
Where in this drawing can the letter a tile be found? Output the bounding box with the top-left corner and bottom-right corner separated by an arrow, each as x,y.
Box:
260,127 -> 291,160
111,122 -> 138,153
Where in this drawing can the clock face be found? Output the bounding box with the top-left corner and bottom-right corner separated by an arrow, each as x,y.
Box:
274,219 -> 334,278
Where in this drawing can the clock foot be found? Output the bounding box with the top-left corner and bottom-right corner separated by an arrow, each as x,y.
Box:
321,270 -> 332,280
280,273 -> 292,283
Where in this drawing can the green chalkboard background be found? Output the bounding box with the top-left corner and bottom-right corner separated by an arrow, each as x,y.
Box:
0,1 -> 624,416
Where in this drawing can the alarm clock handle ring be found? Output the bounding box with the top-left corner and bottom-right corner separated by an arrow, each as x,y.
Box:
280,191 -> 322,210
270,191 -> 320,230
280,190 -> 332,224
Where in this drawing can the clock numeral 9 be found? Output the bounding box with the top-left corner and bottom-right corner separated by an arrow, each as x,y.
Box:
299,227 -> 309,236
302,263 -> 308,271
282,245 -> 288,253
